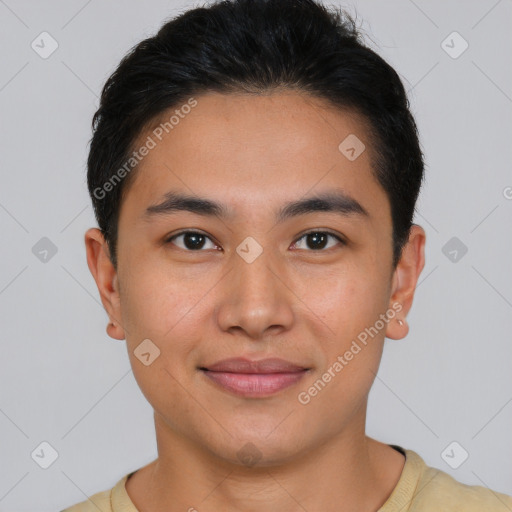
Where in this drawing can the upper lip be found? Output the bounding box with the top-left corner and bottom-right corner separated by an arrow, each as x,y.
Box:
201,358 -> 308,374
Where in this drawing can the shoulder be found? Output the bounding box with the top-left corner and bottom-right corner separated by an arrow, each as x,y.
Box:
60,488 -> 111,512
60,473 -> 130,512
405,449 -> 512,511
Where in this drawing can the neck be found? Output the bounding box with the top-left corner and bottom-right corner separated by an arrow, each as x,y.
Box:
126,412 -> 404,512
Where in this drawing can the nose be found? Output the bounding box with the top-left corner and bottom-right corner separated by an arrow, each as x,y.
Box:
215,245 -> 295,340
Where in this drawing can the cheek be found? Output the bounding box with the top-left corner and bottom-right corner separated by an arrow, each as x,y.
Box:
119,260 -> 208,341
305,268 -> 389,385
118,261 -> 218,385
118,266 -> 208,423
298,286 -> 386,419
303,265 -> 387,333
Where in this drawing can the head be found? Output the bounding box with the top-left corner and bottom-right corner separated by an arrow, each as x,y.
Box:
85,0 -> 425,466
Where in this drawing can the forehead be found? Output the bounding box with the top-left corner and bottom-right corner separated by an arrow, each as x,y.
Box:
120,91 -> 388,226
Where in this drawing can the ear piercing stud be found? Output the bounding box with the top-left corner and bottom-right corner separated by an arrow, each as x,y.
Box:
397,319 -> 404,326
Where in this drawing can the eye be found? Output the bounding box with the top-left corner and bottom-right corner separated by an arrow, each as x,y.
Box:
165,230 -> 220,251
165,229 -> 345,252
291,230 -> 345,251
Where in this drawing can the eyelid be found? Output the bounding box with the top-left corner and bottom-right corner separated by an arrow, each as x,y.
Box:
295,228 -> 346,244
292,229 -> 346,251
165,229 -> 220,249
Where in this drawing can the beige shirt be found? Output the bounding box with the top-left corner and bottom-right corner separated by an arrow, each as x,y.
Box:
61,446 -> 512,511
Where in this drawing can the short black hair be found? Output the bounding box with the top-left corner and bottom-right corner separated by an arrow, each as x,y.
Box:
87,0 -> 425,271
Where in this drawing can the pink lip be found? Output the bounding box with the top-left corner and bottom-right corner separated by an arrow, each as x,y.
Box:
201,358 -> 309,397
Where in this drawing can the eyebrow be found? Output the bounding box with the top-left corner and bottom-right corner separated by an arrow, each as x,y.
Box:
142,189 -> 369,223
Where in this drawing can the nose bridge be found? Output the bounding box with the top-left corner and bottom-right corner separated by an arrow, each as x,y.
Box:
235,243 -> 277,300
216,240 -> 294,337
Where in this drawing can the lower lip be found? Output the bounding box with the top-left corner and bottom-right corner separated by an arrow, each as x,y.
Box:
202,370 -> 307,397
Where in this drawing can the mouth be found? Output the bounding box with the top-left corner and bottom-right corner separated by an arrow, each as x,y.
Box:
199,357 -> 310,398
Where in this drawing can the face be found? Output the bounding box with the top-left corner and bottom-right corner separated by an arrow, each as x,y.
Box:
86,90 -> 425,467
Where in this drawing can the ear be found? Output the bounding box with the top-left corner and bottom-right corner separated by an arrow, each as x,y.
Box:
385,224 -> 426,340
84,227 -> 126,340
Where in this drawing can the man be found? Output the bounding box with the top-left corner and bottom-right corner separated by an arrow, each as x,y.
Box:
62,0 -> 512,509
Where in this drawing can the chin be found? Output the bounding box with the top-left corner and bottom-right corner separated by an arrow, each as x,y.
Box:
204,426 -> 312,469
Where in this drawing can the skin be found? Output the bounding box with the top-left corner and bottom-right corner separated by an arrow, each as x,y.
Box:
85,90 -> 426,512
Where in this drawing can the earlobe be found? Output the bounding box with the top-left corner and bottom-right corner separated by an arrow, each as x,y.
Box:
106,319 -> 125,340
385,224 -> 426,341
386,316 -> 409,341
84,228 -> 126,340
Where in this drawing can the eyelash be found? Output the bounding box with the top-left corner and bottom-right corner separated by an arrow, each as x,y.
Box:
164,229 -> 346,252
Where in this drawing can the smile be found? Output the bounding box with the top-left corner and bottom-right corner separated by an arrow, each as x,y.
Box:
200,357 -> 310,398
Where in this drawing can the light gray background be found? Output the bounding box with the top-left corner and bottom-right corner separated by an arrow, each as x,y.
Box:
0,0 -> 511,510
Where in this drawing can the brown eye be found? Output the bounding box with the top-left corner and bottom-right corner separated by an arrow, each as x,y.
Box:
166,231 -> 218,251
292,231 -> 345,251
